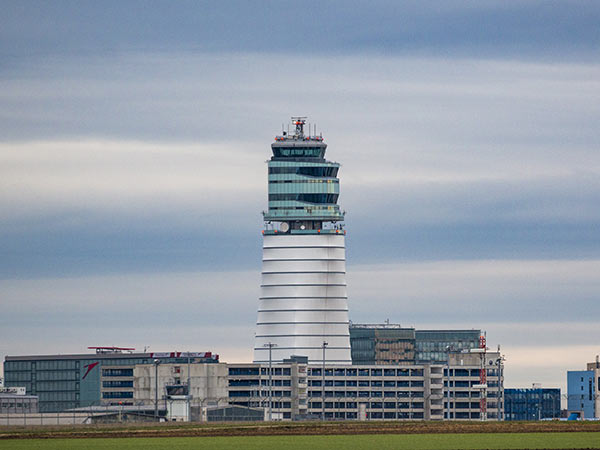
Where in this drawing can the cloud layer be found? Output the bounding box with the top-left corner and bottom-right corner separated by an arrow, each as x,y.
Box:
1,3 -> 599,389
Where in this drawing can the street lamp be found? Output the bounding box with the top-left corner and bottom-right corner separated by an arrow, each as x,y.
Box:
263,342 -> 277,421
322,341 -> 328,422
445,346 -> 454,421
153,359 -> 161,421
495,354 -> 505,421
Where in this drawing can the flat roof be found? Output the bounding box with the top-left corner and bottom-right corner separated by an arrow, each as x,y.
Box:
5,352 -> 216,361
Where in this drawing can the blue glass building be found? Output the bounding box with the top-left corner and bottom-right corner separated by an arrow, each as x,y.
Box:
567,370 -> 596,419
504,388 -> 561,420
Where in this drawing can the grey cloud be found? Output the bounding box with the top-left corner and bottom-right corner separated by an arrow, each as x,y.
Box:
1,1 -> 598,60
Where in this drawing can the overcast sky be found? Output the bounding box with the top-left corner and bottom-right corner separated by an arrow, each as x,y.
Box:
1,1 -> 599,394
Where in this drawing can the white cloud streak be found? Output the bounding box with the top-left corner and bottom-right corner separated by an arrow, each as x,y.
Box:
1,52 -> 598,389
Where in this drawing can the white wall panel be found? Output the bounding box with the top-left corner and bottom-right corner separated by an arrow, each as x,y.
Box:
261,272 -> 347,286
254,336 -> 351,349
262,259 -> 346,273
256,323 -> 351,336
257,311 -> 349,323
263,247 -> 345,260
254,234 -> 351,364
260,285 -> 347,298
263,234 -> 345,248
259,298 -> 350,311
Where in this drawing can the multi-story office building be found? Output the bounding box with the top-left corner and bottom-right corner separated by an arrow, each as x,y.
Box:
415,330 -> 480,364
504,388 -> 561,420
566,357 -> 600,419
228,352 -> 503,420
3,348 -> 219,412
567,371 -> 595,418
567,359 -> 600,420
349,324 -> 481,365
350,324 -> 416,365
253,117 -> 351,364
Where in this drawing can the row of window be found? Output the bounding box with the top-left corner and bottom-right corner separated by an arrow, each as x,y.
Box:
240,401 -> 293,409
268,194 -> 339,204
309,368 -> 425,377
268,166 -> 338,177
102,391 -> 134,399
269,179 -> 338,184
445,380 -> 499,388
102,368 -> 134,377
228,379 -> 292,387
229,368 -> 293,376
308,391 -> 426,398
229,390 -> 292,398
6,371 -> 81,382
309,380 -> 424,387
269,205 -> 338,211
444,402 -> 482,409
103,380 -> 134,388
272,147 -> 325,158
308,401 -> 425,410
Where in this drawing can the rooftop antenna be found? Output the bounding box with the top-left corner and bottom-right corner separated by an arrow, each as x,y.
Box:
291,116 -> 307,138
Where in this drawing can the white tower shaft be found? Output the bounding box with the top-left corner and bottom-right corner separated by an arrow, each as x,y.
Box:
253,233 -> 351,364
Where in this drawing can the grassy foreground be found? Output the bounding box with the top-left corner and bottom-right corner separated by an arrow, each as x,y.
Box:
1,433 -> 600,450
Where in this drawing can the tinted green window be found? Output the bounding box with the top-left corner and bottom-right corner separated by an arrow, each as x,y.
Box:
272,147 -> 323,158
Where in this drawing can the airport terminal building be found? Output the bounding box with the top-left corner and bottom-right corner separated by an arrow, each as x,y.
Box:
3,347 -> 503,421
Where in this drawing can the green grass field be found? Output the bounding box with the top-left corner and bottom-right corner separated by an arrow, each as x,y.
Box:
1,432 -> 599,450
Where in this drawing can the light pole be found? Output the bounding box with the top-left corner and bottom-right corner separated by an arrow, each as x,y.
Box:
322,341 -> 328,421
496,354 -> 504,421
153,359 -> 161,421
186,352 -> 192,422
264,342 -> 277,421
445,346 -> 453,421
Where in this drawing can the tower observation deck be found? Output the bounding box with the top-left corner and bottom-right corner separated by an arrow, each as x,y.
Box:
253,117 -> 352,364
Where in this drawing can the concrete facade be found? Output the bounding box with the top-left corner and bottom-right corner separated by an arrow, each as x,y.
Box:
133,363 -> 228,409
227,356 -> 503,421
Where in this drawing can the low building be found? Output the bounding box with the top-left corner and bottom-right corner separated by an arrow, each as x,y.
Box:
3,347 -> 219,412
0,386 -> 39,414
504,387 -> 561,420
567,356 -> 600,419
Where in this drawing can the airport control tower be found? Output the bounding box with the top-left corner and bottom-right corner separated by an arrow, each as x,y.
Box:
253,117 -> 352,364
